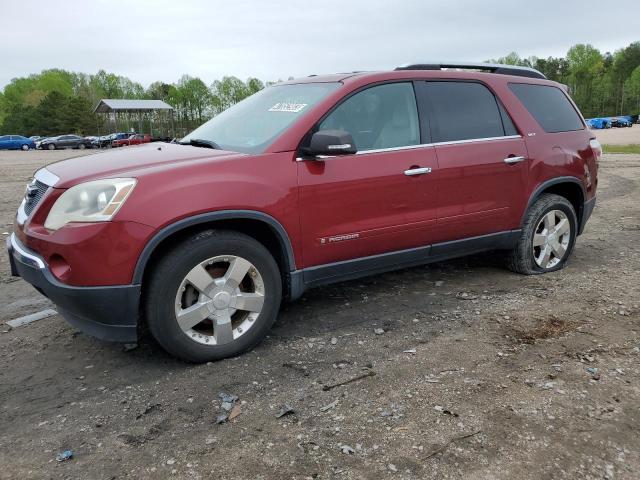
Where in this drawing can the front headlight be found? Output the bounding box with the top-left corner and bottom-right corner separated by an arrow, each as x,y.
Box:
44,178 -> 137,230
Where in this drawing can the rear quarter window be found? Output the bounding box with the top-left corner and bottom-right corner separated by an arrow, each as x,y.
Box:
509,83 -> 584,133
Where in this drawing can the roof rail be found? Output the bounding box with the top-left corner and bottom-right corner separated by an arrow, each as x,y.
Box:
394,62 -> 546,80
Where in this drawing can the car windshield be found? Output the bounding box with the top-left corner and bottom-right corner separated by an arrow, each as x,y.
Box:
181,82 -> 341,154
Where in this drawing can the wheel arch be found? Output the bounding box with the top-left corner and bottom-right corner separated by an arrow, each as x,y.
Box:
133,210 -> 297,290
524,176 -> 586,231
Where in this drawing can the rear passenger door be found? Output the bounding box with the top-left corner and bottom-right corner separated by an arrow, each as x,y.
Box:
419,81 -> 528,243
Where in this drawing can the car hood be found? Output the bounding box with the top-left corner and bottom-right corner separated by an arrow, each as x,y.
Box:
44,142 -> 247,188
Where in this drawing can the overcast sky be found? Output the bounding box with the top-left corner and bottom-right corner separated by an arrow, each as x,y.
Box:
1,0 -> 638,89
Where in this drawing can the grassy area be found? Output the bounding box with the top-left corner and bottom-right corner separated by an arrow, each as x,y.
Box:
603,144 -> 640,154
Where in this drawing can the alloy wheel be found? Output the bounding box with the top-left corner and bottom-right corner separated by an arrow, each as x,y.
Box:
532,210 -> 571,269
174,255 -> 265,345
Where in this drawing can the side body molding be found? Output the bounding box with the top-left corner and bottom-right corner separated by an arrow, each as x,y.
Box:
132,210 -> 297,284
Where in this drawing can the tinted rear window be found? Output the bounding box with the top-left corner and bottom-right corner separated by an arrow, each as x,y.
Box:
425,82 -> 508,142
509,83 -> 583,133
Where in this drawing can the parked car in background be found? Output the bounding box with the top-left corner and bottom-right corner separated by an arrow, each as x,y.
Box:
610,117 -> 633,128
39,135 -> 93,150
8,62 -> 599,362
35,137 -> 49,149
92,134 -> 114,148
29,135 -> 44,142
112,133 -> 151,147
586,118 -> 611,129
92,133 -> 136,148
0,135 -> 36,150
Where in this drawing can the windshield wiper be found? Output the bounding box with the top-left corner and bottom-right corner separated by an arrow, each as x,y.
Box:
179,138 -> 222,150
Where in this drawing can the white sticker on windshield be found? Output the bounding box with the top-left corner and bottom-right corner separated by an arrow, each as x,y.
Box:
268,103 -> 307,113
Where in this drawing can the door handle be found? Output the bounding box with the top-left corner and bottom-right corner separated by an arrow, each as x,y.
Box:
503,156 -> 527,164
404,167 -> 432,176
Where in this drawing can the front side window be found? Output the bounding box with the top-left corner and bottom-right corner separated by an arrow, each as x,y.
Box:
318,82 -> 420,151
509,83 -> 583,133
425,81 -> 508,142
182,82 -> 341,154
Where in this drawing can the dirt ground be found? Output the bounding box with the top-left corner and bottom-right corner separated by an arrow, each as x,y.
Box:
0,141 -> 639,480
594,124 -> 640,145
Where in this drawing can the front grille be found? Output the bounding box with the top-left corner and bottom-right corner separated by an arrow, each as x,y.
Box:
23,180 -> 49,216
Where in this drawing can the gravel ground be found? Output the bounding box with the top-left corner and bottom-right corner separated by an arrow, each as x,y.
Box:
0,145 -> 639,479
594,124 -> 640,145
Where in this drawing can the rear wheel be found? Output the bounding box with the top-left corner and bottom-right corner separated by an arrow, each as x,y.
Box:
507,193 -> 577,275
145,230 -> 282,362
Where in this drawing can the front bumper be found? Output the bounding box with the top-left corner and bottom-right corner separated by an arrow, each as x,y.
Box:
7,233 -> 140,342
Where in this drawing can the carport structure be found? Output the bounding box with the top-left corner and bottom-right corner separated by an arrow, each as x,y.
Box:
94,99 -> 175,140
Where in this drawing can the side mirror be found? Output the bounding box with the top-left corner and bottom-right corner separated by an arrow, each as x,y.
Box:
308,130 -> 357,157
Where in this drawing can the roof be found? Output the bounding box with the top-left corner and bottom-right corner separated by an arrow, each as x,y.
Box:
94,99 -> 174,113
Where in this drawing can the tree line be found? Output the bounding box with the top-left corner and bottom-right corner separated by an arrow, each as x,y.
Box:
1,41 -> 639,137
0,70 -> 272,137
488,42 -> 640,118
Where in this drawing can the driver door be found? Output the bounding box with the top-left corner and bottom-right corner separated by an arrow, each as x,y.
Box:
297,82 -> 438,269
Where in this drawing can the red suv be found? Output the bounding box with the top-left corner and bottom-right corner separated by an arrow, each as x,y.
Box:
8,63 -> 599,362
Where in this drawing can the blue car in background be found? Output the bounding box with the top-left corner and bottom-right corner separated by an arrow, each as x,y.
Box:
586,118 -> 611,129
610,117 -> 633,128
0,135 -> 36,150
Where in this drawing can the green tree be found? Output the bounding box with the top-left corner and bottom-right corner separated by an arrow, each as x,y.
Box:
180,76 -> 212,123
62,96 -> 96,134
246,77 -> 265,95
565,44 -> 604,116
612,42 -> 640,114
624,65 -> 640,114
487,52 -> 530,66
33,91 -> 67,135
210,76 -> 250,113
146,81 -> 172,101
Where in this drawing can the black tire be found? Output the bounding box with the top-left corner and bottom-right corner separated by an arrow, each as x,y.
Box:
47,144 -> 55,150
21,144 -> 29,151
145,230 -> 282,362
507,193 -> 578,275
78,143 -> 86,150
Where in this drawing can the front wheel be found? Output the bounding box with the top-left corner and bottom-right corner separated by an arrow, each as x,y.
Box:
78,143 -> 86,150
21,144 -> 29,151
47,144 -> 55,150
507,193 -> 578,275
145,230 -> 282,362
